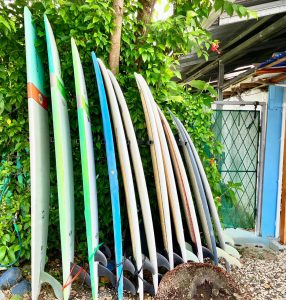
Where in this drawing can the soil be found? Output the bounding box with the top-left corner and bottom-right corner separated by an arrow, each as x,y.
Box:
2,247 -> 285,299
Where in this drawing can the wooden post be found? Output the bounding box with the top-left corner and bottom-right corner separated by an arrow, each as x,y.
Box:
280,119 -> 286,243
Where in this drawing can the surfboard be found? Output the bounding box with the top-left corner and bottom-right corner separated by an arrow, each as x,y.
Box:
135,73 -> 174,269
180,122 -> 239,259
108,70 -> 159,292
97,60 -> 144,299
44,16 -> 75,300
24,8 -> 62,300
172,116 -> 241,267
149,96 -> 188,263
157,107 -> 204,263
170,113 -> 218,265
91,52 -> 123,299
71,38 -> 100,299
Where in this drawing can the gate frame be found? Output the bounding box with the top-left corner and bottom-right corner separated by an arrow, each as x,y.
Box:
211,100 -> 267,236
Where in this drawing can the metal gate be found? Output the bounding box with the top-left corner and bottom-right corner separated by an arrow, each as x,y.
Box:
211,102 -> 265,229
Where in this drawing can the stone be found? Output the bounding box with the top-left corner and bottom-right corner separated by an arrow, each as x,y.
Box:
0,268 -> 22,290
11,280 -> 31,296
0,291 -> 6,300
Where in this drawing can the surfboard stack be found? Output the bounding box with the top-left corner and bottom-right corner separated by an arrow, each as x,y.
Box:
24,8 -> 241,300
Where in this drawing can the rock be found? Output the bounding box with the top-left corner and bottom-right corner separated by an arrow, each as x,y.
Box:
212,288 -> 219,296
0,268 -> 22,290
11,280 -> 31,296
0,291 -> 6,300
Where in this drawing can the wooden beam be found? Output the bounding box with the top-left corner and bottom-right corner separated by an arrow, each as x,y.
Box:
280,119 -> 286,244
182,15 -> 286,83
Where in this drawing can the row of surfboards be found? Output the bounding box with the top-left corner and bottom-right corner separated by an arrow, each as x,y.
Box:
24,6 -> 240,300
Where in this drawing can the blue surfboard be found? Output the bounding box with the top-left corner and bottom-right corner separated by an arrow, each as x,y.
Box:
91,52 -> 123,299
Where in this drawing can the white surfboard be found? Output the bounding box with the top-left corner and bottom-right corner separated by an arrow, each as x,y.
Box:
135,73 -> 174,269
108,70 -> 159,292
98,60 -> 144,300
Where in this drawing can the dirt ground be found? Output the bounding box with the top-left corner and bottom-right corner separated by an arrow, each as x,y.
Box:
2,247 -> 285,299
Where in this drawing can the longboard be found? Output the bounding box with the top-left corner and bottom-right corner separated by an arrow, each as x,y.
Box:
71,38 -> 100,299
97,60 -> 144,299
108,70 -> 160,292
24,7 -> 63,300
135,73 -> 174,269
157,107 -> 204,263
91,53 -> 124,299
44,16 -> 75,300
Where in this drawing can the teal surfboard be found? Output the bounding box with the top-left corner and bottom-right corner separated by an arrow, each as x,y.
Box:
25,8 -> 63,300
44,16 -> 75,300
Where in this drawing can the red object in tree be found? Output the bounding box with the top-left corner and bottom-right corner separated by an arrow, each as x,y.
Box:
211,42 -> 221,54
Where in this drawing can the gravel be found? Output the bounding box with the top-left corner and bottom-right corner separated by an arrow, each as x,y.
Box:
232,247 -> 286,300
2,247 -> 285,299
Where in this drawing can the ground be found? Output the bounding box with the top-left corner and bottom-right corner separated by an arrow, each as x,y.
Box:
1,247 -> 286,299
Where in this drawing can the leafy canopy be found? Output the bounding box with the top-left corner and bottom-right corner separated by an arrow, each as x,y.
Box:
0,0 -> 248,265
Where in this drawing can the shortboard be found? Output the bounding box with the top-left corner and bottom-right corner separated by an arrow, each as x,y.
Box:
44,16 -> 75,300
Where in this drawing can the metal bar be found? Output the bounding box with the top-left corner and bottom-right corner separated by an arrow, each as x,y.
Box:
183,15 -> 286,83
213,100 -> 266,106
221,15 -> 273,51
218,61 -> 224,101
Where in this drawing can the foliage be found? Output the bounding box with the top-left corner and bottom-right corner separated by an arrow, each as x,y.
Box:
0,0 -> 250,265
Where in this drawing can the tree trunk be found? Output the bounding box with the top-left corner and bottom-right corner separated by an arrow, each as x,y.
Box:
137,0 -> 156,35
109,0 -> 124,74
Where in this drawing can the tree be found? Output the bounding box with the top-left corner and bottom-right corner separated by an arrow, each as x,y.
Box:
0,0 -> 251,265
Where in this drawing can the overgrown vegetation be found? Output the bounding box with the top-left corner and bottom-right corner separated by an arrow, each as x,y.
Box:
0,0 -> 252,265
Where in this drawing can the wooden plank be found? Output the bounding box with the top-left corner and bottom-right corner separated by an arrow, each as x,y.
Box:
280,119 -> 286,244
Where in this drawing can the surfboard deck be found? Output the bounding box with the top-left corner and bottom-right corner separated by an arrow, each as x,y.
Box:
135,73 -> 174,269
71,38 -> 99,299
24,7 -> 59,300
157,107 -> 204,263
170,113 -> 218,265
108,70 -> 159,293
91,53 -> 124,299
44,15 -> 75,300
98,60 -> 143,300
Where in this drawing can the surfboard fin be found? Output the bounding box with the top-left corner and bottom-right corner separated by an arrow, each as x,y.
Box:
142,255 -> 156,274
40,271 -> 63,300
224,244 -> 241,259
216,247 -> 241,268
123,276 -> 136,294
185,250 -> 199,262
222,232 -> 235,246
94,249 -> 108,266
157,252 -> 170,270
123,257 -> 136,274
202,246 -> 214,261
98,264 -> 116,286
100,244 -> 112,260
143,279 -> 155,296
173,252 -> 184,266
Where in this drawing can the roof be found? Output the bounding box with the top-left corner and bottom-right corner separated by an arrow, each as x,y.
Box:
179,0 -> 286,99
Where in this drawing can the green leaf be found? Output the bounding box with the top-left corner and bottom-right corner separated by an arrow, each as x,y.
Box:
0,246 -> 6,261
